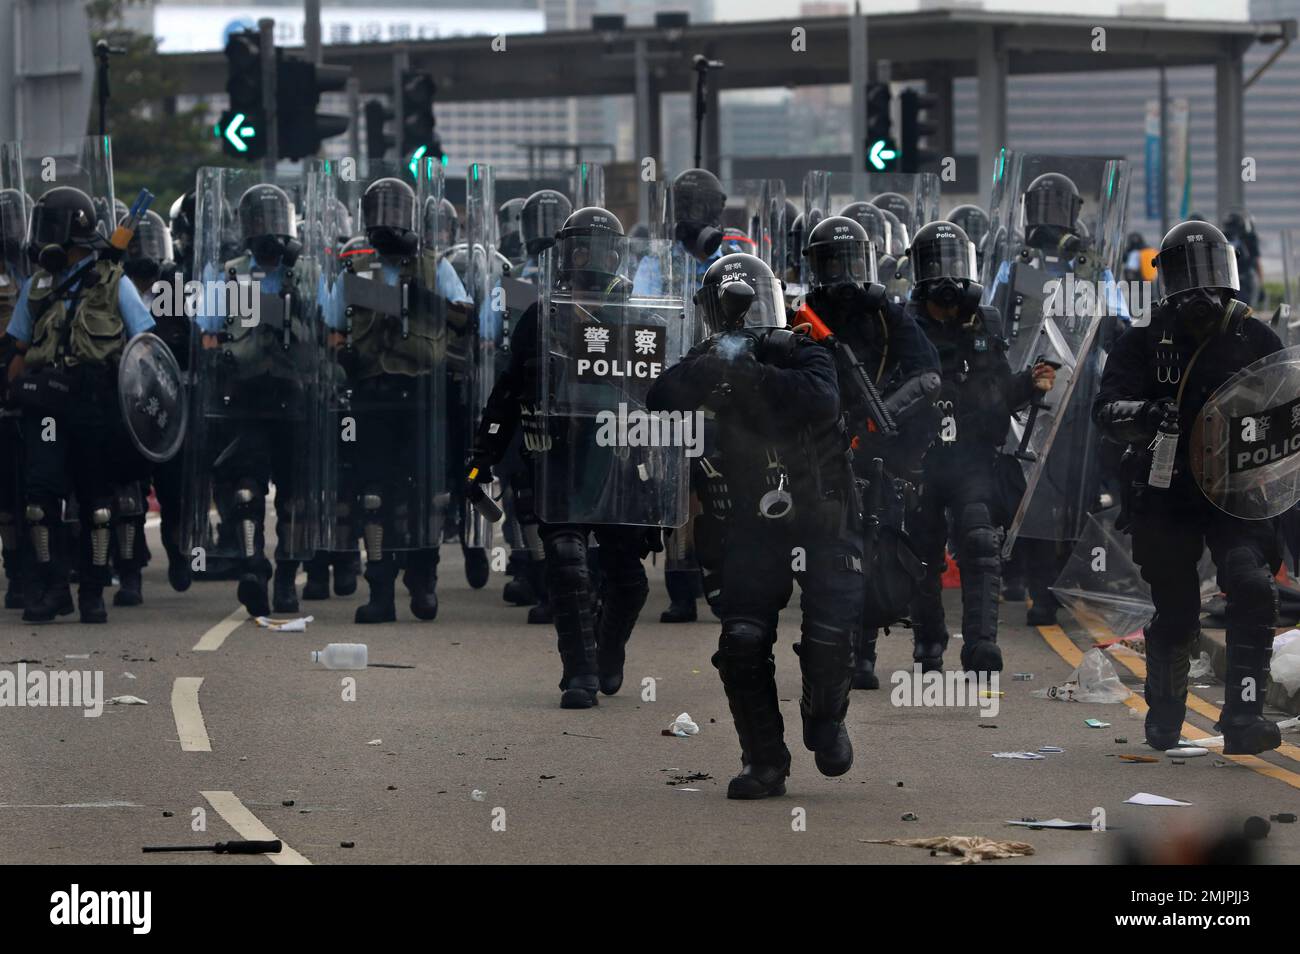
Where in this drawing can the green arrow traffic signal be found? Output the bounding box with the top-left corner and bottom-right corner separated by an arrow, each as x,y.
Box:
408,145 -> 428,178
869,139 -> 897,171
219,112 -> 257,153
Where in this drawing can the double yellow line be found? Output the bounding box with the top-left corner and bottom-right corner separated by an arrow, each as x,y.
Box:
1036,617 -> 1300,791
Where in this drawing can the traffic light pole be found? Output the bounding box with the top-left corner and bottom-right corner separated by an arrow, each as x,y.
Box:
305,0 -> 322,65
260,18 -> 278,176
348,77 -> 361,160
849,1 -> 867,198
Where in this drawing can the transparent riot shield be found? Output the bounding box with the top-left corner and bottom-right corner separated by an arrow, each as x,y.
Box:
1279,230 -> 1300,348
721,179 -> 787,278
310,156 -> 448,557
571,162 -> 605,210
1051,506 -> 1218,637
1190,345 -> 1300,520
0,142 -> 28,551
981,151 -> 1131,372
18,136 -> 116,245
182,166 -> 325,563
800,170 -> 833,289
536,236 -> 693,526
460,162 -> 503,549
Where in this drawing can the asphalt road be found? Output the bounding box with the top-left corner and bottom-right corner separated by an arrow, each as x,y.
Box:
1,520 -> 1297,865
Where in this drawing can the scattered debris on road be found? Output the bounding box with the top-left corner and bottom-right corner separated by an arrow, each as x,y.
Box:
1125,792 -> 1192,807
862,835 -> 1034,864
663,712 -> 699,737
107,695 -> 148,705
1006,818 -> 1093,830
1031,649 -> 1129,703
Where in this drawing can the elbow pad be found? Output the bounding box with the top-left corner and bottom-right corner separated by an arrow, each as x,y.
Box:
883,370 -> 942,423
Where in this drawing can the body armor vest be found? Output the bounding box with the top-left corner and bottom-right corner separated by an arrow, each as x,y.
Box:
25,259 -> 126,371
344,249 -> 443,380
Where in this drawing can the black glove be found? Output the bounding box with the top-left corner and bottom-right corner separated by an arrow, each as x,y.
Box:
723,353 -> 768,391
641,527 -> 665,557
466,451 -> 495,484
1144,397 -> 1178,430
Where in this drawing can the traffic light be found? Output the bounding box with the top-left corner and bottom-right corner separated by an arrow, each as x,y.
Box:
365,100 -> 395,161
400,70 -> 444,175
865,82 -> 896,172
900,88 -> 941,174
278,59 -> 351,160
216,30 -> 266,160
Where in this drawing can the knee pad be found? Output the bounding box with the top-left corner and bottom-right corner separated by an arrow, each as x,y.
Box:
90,503 -> 112,567
714,617 -> 776,685
1145,611 -> 1200,659
112,482 -> 145,519
1223,556 -> 1278,627
795,620 -> 853,678
360,491 -> 384,560
25,499 -> 56,563
959,503 -> 1001,568
546,530 -> 589,597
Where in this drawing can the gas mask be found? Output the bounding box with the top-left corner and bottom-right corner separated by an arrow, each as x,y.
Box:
925,277 -> 983,316
249,235 -> 301,269
37,243 -> 69,274
1172,287 -> 1228,336
368,227 -> 419,258
675,220 -> 722,260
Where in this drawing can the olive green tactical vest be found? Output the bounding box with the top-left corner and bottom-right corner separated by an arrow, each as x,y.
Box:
222,254 -> 312,382
0,266 -> 19,336
347,249 -> 445,380
25,259 -> 126,371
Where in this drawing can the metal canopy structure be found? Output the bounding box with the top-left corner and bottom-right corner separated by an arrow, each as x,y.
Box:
161,9 -> 1295,217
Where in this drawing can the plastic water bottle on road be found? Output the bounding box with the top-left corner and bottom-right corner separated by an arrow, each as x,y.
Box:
310,644 -> 368,670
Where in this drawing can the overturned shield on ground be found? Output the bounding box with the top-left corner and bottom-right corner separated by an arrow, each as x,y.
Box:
118,332 -> 188,462
1190,345 -> 1300,520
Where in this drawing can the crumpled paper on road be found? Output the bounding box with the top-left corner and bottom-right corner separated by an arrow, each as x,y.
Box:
862,835 -> 1035,864
254,616 -> 314,632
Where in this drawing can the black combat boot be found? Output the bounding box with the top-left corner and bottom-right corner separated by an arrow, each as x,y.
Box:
796,620 -> 855,777
113,566 -> 143,607
714,619 -> 791,799
23,563 -> 72,623
403,549 -> 439,621
852,626 -> 880,690
1216,637 -> 1282,755
547,534 -> 599,708
355,557 -> 398,624
660,568 -> 699,623
163,536 -> 191,593
526,558 -> 553,624
596,576 -> 649,695
236,557 -> 272,618
302,553 -> 331,601
78,584 -> 108,624
333,551 -> 359,596
502,549 -> 537,606
272,560 -> 300,614
910,576 -> 950,673
1143,616 -> 1195,751
959,522 -> 1004,674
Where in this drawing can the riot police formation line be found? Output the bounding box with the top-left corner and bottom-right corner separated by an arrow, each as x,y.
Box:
0,138 -> 1294,802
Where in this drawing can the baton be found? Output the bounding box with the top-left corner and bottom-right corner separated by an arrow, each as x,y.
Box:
1014,357 -> 1062,462
142,839 -> 281,855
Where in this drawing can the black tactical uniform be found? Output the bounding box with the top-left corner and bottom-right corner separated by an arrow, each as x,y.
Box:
0,186 -> 30,609
1094,221 -> 1284,755
907,222 -> 1042,674
649,252 -> 864,800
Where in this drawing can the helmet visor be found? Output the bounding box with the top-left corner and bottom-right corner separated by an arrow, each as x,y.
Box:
362,183 -> 416,233
1155,239 -> 1240,299
521,195 -> 572,249
240,192 -> 294,241
910,235 -> 977,285
1023,188 -> 1081,231
673,184 -> 725,227
695,272 -> 787,336
807,240 -> 876,288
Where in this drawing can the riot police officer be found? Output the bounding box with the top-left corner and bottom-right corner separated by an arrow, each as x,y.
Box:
4,185 -> 156,623
800,215 -> 941,689
1094,220 -> 1285,755
648,252 -> 864,799
472,207 -> 657,709
906,221 -> 1055,672
196,182 -> 311,618
0,186 -> 31,609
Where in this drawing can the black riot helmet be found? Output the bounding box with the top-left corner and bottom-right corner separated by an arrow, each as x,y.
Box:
521,189 -> 572,257
871,192 -> 913,231
945,205 -> 990,251
123,209 -> 174,285
908,220 -> 981,311
168,191 -> 196,268
237,183 -> 299,267
695,252 -> 787,336
1154,221 -> 1240,333
804,216 -> 877,289
671,168 -> 726,260
498,197 -> 525,262
554,206 -> 625,291
839,201 -> 891,256
29,186 -> 102,273
361,177 -> 418,256
1023,172 -> 1082,232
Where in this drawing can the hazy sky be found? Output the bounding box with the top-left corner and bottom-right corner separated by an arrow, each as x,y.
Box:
709,0 -> 1250,22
